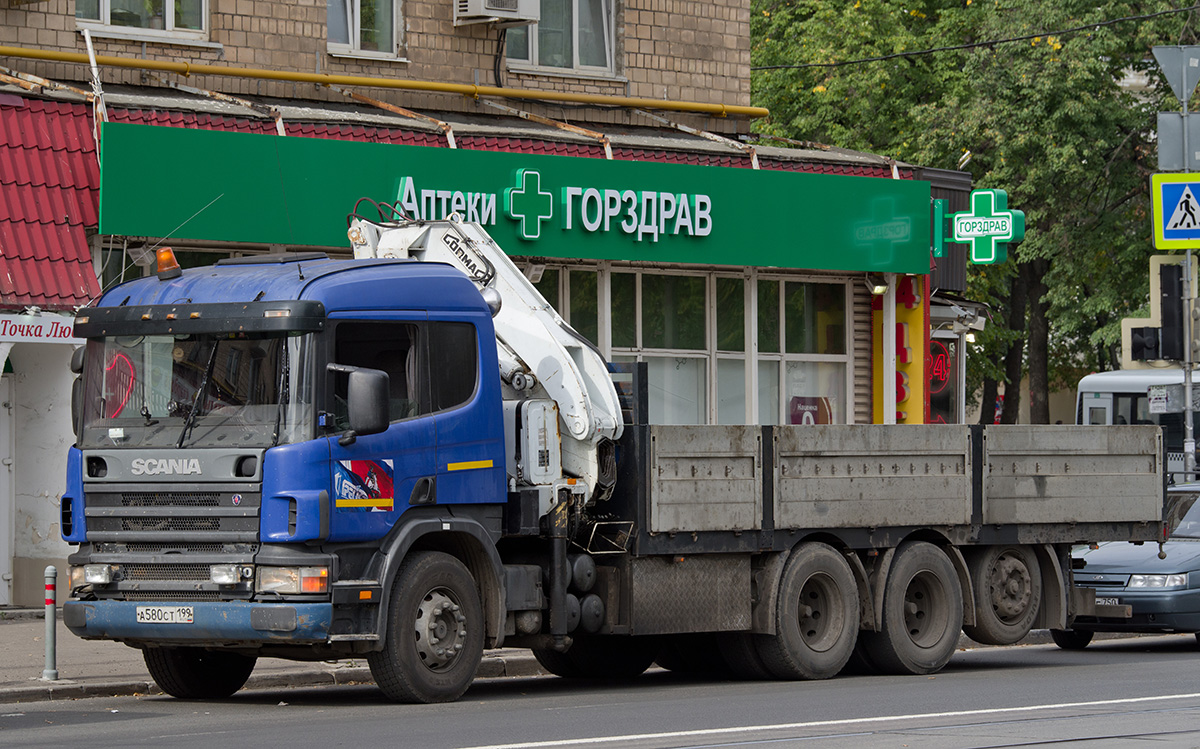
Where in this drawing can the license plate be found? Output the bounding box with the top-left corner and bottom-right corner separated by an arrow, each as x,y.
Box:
136,606 -> 194,624
1096,597 -> 1120,606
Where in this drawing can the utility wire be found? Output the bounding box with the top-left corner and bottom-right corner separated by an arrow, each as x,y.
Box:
752,4 -> 1200,71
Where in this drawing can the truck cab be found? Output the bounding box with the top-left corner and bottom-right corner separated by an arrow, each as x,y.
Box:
63,253 -> 509,697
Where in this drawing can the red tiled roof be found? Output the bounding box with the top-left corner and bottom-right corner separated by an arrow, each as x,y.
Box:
0,95 -> 101,311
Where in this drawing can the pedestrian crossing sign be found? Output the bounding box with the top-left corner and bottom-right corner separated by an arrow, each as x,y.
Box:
1152,172 -> 1200,248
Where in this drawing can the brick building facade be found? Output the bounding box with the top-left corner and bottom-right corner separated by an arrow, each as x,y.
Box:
1,0 -> 750,132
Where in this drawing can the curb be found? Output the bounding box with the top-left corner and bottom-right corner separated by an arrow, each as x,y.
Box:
0,654 -> 545,704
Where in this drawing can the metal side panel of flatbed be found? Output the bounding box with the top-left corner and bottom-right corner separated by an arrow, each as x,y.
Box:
774,425 -> 972,529
983,425 -> 1163,525
648,426 -> 763,533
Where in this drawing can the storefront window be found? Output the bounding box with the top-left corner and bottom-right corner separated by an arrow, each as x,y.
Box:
569,270 -> 598,346
785,361 -> 845,424
758,279 -> 780,354
758,360 -> 780,425
533,268 -> 560,312
642,274 -> 705,350
716,277 -> 745,352
717,358 -> 745,425
759,278 -> 850,424
611,272 -> 636,348
648,356 -> 706,424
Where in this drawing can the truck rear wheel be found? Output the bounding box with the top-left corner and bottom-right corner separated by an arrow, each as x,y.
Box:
142,647 -> 256,699
532,635 -> 660,679
962,545 -> 1041,645
755,542 -> 860,680
1050,628 -> 1094,650
716,633 -> 774,680
369,551 -> 484,703
861,541 -> 963,675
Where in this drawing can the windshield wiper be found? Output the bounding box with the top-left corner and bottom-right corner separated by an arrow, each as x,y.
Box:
272,340 -> 290,446
178,342 -> 220,448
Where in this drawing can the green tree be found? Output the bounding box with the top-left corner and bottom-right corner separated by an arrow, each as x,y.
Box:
752,0 -> 1192,422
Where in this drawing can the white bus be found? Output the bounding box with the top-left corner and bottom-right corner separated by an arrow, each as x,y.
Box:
1076,368 -> 1195,478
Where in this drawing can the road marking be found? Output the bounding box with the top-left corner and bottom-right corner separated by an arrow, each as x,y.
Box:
456,692 -> 1200,749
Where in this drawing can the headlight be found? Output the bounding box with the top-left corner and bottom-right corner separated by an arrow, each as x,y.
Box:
210,564 -> 253,585
1128,574 -> 1188,589
256,566 -> 328,595
83,564 -> 113,584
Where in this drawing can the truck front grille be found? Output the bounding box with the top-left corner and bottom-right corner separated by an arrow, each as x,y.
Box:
84,485 -> 260,543
81,484 -> 261,601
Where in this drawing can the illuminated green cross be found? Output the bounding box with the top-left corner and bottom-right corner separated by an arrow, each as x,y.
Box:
951,188 -> 1025,264
505,169 -> 554,240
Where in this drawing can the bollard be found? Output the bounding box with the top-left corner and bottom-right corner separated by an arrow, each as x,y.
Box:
42,566 -> 58,681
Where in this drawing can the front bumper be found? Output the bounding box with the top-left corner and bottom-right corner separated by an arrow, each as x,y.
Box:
63,600 -> 333,645
1073,588 -> 1200,633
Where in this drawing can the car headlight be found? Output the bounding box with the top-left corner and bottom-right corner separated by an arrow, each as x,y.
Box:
1128,574 -> 1188,589
256,566 -> 328,595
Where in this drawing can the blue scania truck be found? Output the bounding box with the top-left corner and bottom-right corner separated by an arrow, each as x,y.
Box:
61,206 -> 1169,703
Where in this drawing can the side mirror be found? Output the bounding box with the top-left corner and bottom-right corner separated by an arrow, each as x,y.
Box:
327,363 -> 390,445
347,368 -> 390,437
69,346 -> 85,375
70,378 -> 82,438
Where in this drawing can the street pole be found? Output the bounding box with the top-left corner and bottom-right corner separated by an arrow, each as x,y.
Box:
1186,250 -> 1195,481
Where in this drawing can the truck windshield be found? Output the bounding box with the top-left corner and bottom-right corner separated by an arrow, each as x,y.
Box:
77,332 -> 312,449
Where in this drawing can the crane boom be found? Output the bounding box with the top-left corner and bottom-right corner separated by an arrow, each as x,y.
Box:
347,210 -> 622,499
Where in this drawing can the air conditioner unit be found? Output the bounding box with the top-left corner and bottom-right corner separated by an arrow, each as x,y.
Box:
454,0 -> 539,26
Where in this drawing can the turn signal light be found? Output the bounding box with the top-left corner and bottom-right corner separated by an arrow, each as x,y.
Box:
157,247 -> 182,280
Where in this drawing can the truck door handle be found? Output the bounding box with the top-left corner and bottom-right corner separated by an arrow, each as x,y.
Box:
409,476 -> 436,505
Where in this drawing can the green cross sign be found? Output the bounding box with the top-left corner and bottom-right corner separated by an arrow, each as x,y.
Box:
504,168 -> 553,240
951,188 -> 1025,264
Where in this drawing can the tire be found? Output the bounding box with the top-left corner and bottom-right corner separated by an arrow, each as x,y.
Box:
655,633 -> 732,677
1050,628 -> 1094,650
533,635 -> 660,679
142,647 -> 256,699
716,632 -> 775,680
755,543 -> 860,680
962,545 -> 1041,645
861,541 -> 963,675
368,551 -> 484,703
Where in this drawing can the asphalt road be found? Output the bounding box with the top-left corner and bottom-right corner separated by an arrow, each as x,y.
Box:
4,634 -> 1200,748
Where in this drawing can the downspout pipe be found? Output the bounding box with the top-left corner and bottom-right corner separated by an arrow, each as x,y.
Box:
0,45 -> 770,119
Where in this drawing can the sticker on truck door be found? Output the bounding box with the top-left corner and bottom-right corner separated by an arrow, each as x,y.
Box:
334,459 -> 394,511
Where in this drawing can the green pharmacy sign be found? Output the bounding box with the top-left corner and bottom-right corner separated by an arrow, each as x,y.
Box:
98,123 -> 933,274
951,189 -> 1025,264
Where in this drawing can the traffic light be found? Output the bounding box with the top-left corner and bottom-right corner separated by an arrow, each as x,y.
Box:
1160,263 -> 1185,360
1131,326 -> 1161,361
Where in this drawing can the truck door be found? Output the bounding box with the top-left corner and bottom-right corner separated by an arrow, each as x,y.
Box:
325,319 -> 436,542
428,320 -> 505,506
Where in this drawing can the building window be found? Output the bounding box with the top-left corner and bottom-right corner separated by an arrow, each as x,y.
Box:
77,0 -> 205,34
328,0 -> 396,56
757,279 -> 850,425
518,261 -> 853,426
506,0 -> 614,74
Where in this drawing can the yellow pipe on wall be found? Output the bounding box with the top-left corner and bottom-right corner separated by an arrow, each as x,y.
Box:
0,45 -> 770,119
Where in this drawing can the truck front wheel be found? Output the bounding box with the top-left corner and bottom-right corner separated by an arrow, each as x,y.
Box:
142,647 -> 256,699
755,542 -> 860,680
861,541 -> 963,675
369,551 -> 484,703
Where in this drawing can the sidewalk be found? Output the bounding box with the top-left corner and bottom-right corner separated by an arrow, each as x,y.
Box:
0,607 -> 543,703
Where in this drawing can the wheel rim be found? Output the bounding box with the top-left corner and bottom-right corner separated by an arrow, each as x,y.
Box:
414,587 -> 468,672
902,569 -> 950,648
988,551 -> 1033,623
797,571 -> 845,653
